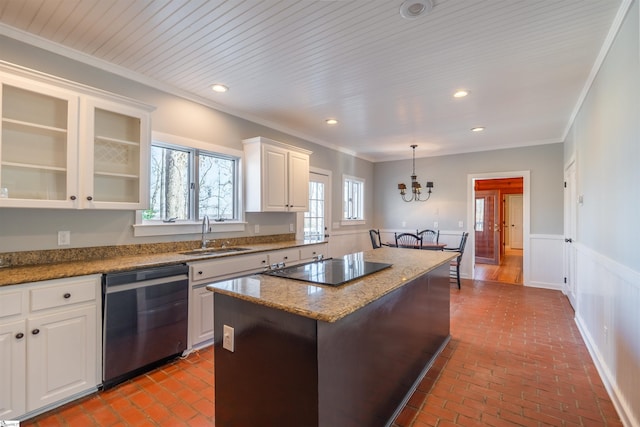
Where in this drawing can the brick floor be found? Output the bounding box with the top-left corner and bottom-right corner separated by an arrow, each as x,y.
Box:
22,280 -> 622,426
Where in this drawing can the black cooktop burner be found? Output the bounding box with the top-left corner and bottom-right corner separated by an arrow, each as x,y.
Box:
263,254 -> 392,286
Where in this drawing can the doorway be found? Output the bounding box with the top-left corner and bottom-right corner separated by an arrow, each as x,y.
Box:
474,178 -> 523,283
299,168 -> 331,241
475,189 -> 500,265
467,172 -> 530,285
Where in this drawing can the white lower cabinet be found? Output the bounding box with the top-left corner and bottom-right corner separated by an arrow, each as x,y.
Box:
0,275 -> 101,420
0,319 -> 26,419
187,244 -> 327,349
190,285 -> 214,348
299,243 -> 328,263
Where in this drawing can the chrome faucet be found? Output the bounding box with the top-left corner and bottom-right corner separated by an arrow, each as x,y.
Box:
201,215 -> 210,249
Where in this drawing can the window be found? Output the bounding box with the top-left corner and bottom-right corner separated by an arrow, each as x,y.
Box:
304,179 -> 325,240
145,142 -> 238,222
342,175 -> 364,223
134,133 -> 244,237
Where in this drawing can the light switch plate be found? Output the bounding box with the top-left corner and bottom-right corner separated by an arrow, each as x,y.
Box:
223,325 -> 235,352
58,230 -> 71,246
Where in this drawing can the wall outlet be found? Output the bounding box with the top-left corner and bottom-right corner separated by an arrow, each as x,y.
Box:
223,325 -> 235,352
458,221 -> 464,228
58,230 -> 71,246
289,223 -> 295,232
433,221 -> 438,229
401,221 -> 406,228
254,224 -> 260,233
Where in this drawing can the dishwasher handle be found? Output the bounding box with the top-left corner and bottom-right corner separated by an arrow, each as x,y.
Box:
104,264 -> 188,287
105,274 -> 188,294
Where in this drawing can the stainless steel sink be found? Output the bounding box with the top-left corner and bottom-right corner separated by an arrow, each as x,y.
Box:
181,247 -> 251,256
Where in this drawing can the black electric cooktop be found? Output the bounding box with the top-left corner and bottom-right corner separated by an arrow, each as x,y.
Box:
263,254 -> 392,286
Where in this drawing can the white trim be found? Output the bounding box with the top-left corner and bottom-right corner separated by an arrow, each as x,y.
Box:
340,220 -> 366,226
573,243 -> 639,427
152,131 -> 243,158
466,171 -> 531,285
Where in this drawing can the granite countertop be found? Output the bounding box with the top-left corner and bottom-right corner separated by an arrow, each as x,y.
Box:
0,240 -> 326,287
207,247 -> 456,323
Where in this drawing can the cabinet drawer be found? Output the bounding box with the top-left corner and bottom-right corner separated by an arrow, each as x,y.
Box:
191,253 -> 269,283
30,277 -> 98,312
268,248 -> 300,266
299,244 -> 327,261
0,291 -> 23,319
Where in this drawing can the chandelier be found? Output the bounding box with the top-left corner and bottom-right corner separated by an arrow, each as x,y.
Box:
397,145 -> 434,202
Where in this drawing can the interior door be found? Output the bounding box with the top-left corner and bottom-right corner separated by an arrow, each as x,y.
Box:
475,190 -> 500,265
564,162 -> 577,309
509,195 -> 524,249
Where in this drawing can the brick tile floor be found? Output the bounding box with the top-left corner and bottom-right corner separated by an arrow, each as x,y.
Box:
22,280 -> 622,426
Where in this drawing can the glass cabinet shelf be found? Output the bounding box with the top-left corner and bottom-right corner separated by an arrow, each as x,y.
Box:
94,171 -> 139,179
2,117 -> 68,134
95,135 -> 140,146
1,161 -> 67,172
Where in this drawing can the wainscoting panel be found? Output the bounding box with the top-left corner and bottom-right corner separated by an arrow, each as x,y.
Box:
528,234 -> 564,290
575,243 -> 639,427
328,229 -> 371,258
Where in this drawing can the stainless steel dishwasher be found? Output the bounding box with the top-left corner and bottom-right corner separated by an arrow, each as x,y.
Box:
102,264 -> 189,389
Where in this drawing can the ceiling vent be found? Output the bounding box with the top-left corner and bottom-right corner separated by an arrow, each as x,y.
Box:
399,0 -> 434,20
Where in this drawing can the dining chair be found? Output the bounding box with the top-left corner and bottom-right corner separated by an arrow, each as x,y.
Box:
395,232 -> 423,249
417,229 -> 439,248
444,232 -> 469,289
369,229 -> 384,249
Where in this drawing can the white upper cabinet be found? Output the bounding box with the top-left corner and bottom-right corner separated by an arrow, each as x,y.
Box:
243,136 -> 311,212
0,74 -> 79,208
0,63 -> 153,209
80,97 -> 150,209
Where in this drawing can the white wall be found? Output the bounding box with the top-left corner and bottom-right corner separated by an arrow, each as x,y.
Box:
568,2 -> 640,425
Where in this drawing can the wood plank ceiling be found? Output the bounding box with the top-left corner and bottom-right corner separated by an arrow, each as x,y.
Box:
0,0 -> 626,161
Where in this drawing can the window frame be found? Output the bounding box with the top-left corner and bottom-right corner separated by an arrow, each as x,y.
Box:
341,174 -> 365,226
133,132 -> 245,237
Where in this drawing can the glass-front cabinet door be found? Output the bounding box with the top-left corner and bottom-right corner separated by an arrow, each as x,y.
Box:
0,68 -> 152,210
0,75 -> 79,208
81,98 -> 150,210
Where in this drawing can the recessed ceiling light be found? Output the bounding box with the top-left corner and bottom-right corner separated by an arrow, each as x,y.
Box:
325,118 -> 338,125
453,90 -> 469,98
399,0 -> 433,20
471,127 -> 485,132
211,84 -> 228,93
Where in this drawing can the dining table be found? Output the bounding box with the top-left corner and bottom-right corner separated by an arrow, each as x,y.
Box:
386,241 -> 447,250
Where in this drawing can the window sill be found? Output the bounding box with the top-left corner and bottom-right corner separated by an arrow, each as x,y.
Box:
133,221 -> 247,237
340,219 -> 365,226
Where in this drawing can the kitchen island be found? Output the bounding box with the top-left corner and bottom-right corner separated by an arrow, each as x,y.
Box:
207,247 -> 456,427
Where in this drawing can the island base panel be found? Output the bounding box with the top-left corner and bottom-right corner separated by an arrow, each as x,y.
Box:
318,263 -> 450,426
213,262 -> 450,427
214,293 -> 319,426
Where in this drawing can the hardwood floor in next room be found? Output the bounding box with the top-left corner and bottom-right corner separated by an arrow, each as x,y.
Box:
23,279 -> 620,427
474,248 -> 523,284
